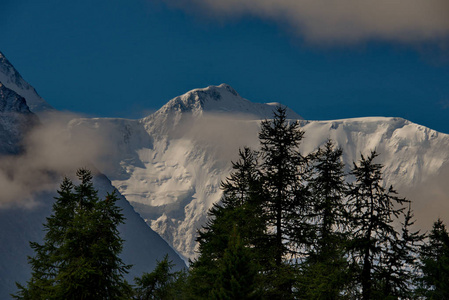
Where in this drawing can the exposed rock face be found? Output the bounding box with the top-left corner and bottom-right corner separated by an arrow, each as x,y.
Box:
0,82 -> 39,154
0,51 -> 53,114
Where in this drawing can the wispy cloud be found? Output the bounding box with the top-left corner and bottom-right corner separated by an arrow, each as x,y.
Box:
166,0 -> 449,44
0,112 -> 112,208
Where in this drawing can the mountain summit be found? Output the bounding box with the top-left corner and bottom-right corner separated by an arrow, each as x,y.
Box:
152,83 -> 302,119
142,83 -> 302,135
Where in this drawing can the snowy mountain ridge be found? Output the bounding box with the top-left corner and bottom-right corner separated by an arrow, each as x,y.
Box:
69,95 -> 449,260
0,82 -> 33,113
142,83 -> 302,135
298,116 -> 449,187
151,83 -> 302,119
0,51 -> 53,114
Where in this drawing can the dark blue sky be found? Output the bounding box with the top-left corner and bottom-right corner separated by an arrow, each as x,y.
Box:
1,0 -> 449,133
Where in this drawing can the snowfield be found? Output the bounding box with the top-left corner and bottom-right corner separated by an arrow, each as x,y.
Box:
69,85 -> 449,260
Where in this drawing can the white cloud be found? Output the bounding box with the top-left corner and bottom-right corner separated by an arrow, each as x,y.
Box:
167,0 -> 449,43
400,162 -> 449,231
0,112 -> 111,207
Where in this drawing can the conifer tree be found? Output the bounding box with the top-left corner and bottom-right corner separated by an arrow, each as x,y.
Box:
188,148 -> 266,298
134,255 -> 187,300
296,140 -> 350,299
210,227 -> 258,300
13,169 -> 131,300
258,106 -> 308,298
417,218 -> 449,299
191,107 -> 308,299
259,106 -> 307,259
375,204 -> 423,299
346,151 -> 408,300
309,141 -> 347,246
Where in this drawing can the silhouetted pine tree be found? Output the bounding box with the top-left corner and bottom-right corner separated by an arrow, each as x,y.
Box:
257,106 -> 310,299
134,254 -> 187,300
416,218 -> 449,299
191,107 -> 309,299
188,148 -> 266,299
210,227 -> 258,300
346,151 -> 408,300
259,106 -> 308,261
375,204 -> 423,299
296,140 -> 351,299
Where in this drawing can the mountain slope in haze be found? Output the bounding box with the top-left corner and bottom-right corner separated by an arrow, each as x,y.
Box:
68,84 -> 449,260
0,173 -> 186,299
0,52 -> 185,298
0,51 -> 53,114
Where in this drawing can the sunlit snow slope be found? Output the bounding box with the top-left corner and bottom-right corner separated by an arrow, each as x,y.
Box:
69,84 -> 449,260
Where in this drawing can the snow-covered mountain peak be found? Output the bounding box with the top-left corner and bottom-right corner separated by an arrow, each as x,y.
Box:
141,84 -> 302,135
0,51 -> 53,114
153,83 -> 303,119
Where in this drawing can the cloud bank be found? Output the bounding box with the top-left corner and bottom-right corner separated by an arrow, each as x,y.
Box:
400,162 -> 449,232
0,112 -> 113,208
167,0 -> 449,43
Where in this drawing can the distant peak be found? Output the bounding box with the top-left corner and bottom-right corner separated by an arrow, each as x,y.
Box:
150,84 -> 303,120
190,83 -> 237,93
182,83 -> 240,103
155,84 -> 241,116
215,83 -> 239,96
